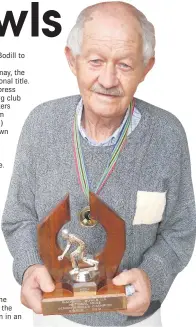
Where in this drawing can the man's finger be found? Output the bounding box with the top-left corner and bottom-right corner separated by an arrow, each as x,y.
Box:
35,267 -> 55,292
112,269 -> 136,286
127,292 -> 148,312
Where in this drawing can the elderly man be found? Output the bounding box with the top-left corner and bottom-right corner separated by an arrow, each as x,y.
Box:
1,1 -> 196,327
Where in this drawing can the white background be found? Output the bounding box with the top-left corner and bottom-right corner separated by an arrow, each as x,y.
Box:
0,1 -> 196,326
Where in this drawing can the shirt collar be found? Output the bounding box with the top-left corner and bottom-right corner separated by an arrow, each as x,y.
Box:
76,98 -> 130,146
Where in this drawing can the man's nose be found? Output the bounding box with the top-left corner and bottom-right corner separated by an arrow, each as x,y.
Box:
98,63 -> 119,89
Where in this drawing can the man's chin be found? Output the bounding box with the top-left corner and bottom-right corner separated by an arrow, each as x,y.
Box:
88,105 -> 120,119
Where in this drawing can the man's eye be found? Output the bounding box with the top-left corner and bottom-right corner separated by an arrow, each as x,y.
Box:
119,63 -> 132,70
89,59 -> 102,65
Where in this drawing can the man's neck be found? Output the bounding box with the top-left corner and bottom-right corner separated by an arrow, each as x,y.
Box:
81,109 -> 126,143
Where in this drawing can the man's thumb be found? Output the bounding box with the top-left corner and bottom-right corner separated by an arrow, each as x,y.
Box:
112,269 -> 134,286
36,267 -> 55,292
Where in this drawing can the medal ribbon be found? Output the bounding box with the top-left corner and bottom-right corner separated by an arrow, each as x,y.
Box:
73,100 -> 135,201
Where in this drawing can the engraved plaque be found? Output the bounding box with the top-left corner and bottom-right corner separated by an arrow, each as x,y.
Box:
42,293 -> 127,315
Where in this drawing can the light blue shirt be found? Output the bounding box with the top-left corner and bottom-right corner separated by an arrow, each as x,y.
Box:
76,98 -> 141,146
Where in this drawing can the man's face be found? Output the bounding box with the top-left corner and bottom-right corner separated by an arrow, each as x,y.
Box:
66,12 -> 154,118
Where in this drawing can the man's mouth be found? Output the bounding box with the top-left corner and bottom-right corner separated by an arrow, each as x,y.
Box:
96,92 -> 117,97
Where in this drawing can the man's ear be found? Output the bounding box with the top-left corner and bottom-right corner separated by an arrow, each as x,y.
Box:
65,46 -> 77,76
140,57 -> 155,82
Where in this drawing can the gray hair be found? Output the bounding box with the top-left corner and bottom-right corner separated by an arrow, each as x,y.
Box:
66,3 -> 155,66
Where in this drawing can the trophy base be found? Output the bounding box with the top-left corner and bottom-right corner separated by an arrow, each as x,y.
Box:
42,283 -> 127,315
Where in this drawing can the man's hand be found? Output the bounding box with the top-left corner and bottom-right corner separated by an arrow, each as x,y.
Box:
112,268 -> 151,316
21,264 -> 55,314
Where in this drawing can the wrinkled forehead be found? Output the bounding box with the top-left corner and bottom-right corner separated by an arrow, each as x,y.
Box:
81,11 -> 143,56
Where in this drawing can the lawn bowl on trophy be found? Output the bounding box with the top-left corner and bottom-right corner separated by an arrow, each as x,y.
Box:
37,192 -> 127,315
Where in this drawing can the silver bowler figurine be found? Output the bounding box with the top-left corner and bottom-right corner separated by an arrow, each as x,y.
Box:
58,229 -> 99,278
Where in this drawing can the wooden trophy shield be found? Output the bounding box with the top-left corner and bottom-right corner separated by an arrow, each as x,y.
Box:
37,192 -> 127,315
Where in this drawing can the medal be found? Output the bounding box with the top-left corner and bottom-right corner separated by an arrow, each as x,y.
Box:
79,206 -> 98,227
73,99 -> 135,227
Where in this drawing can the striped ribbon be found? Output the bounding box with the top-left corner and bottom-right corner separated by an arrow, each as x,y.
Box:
73,100 -> 135,201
